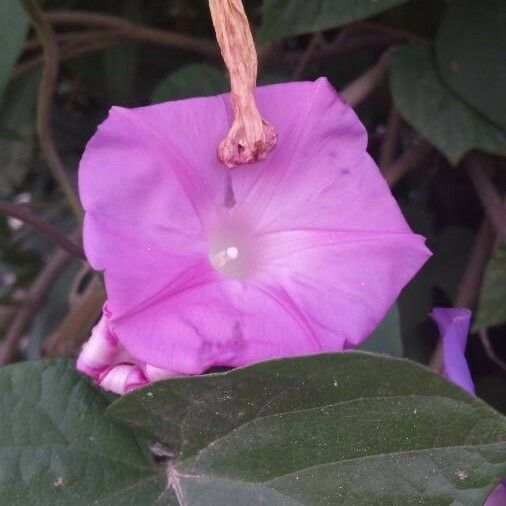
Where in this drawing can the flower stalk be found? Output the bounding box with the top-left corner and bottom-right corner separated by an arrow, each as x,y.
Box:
209,0 -> 277,167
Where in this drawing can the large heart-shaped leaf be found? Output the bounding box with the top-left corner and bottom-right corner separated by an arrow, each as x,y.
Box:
0,0 -> 28,106
0,360 -> 165,505
259,0 -> 411,42
109,352 -> 506,505
390,44 -> 506,164
436,0 -> 506,130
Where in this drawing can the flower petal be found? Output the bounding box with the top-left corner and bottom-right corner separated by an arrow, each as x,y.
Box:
485,481 -> 506,506
430,307 -> 475,394
112,278 -> 320,374
76,311 -> 117,379
231,79 -> 409,235
80,80 -> 430,375
258,229 -> 430,349
98,364 -> 147,394
79,102 -> 227,316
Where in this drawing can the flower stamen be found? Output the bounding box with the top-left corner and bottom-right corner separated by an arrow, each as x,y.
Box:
211,245 -> 239,270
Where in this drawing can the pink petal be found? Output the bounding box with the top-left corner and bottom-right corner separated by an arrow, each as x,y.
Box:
259,229 -> 429,349
76,311 -> 117,379
79,104 -> 220,317
80,79 -> 430,374
485,481 -> 506,506
98,364 -> 147,394
112,278 -> 321,374
430,308 -> 475,394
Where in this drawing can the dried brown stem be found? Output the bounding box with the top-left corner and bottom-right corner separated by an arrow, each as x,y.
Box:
0,248 -> 72,364
21,0 -> 82,220
340,51 -> 391,107
209,0 -> 277,167
46,10 -> 217,57
383,140 -> 433,186
0,200 -> 85,259
465,156 -> 506,239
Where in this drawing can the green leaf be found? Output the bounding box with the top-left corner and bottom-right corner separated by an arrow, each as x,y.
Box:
436,0 -> 506,130
259,0 -> 411,41
0,360 -> 165,505
109,352 -> 506,505
0,0 -> 28,106
358,305 -> 403,356
151,64 -> 229,103
0,75 -> 38,197
474,243 -> 506,330
390,44 -> 506,164
103,0 -> 142,105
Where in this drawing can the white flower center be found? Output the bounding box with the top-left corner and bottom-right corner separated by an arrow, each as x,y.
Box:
209,221 -> 256,279
212,246 -> 240,270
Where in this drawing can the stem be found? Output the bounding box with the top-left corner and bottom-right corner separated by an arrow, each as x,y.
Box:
23,29 -> 119,52
20,0 -> 83,220
478,329 -> 506,373
0,248 -> 72,364
209,0 -> 277,167
379,107 -> 401,169
340,51 -> 391,107
465,155 -> 506,239
46,10 -> 217,57
13,34 -> 123,81
292,33 -> 321,79
383,140 -> 432,186
0,200 -> 85,259
429,220 -> 496,371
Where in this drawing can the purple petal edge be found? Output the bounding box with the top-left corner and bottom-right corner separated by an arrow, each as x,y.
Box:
485,480 -> 506,506
430,307 -> 475,395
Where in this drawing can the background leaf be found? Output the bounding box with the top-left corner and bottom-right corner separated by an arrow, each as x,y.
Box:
435,0 -> 506,130
0,360 -> 165,505
151,63 -> 228,103
0,75 -> 38,197
390,44 -> 506,164
259,0 -> 411,41
109,352 -> 506,505
102,0 -> 143,105
474,243 -> 506,330
0,0 -> 28,107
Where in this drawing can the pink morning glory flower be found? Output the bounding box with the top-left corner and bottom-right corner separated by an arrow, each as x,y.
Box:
431,307 -> 505,504
77,78 -> 430,393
